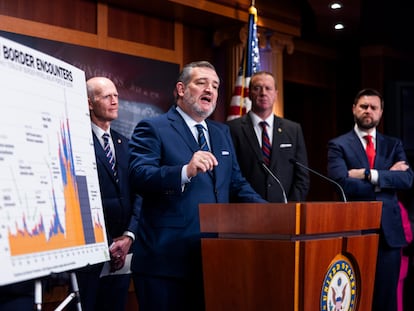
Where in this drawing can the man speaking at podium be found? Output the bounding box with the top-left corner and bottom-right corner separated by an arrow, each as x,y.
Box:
327,88 -> 413,311
129,61 -> 265,311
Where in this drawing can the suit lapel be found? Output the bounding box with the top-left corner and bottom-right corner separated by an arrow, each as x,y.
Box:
206,120 -> 225,159
349,130 -> 370,167
270,116 -> 281,169
93,131 -> 119,185
205,121 -> 221,183
241,114 -> 263,163
168,107 -> 200,153
374,133 -> 385,168
168,107 -> 216,181
111,130 -> 126,184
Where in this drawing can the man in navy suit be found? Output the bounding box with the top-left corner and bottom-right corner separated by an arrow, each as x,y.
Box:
327,88 -> 413,311
75,77 -> 140,311
129,61 -> 266,311
228,71 -> 309,202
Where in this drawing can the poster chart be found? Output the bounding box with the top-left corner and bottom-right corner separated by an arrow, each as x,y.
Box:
0,36 -> 109,286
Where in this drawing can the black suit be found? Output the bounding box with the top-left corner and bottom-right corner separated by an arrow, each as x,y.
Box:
75,128 -> 140,311
228,113 -> 309,202
0,280 -> 34,311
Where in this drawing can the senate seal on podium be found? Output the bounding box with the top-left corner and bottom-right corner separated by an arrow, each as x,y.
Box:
320,254 -> 358,311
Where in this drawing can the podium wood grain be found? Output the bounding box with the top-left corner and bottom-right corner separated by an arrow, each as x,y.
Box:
199,202 -> 381,311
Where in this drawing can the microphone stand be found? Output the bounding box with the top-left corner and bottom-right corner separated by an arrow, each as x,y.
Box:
290,159 -> 347,202
260,162 -> 288,203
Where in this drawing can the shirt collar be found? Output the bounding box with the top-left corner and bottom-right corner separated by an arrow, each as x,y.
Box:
91,122 -> 111,138
249,111 -> 274,128
354,124 -> 376,140
176,106 -> 208,130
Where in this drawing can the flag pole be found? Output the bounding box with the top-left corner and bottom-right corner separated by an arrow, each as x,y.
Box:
239,2 -> 257,117
227,0 -> 260,120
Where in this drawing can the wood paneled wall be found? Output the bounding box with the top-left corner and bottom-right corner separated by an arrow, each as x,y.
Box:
0,0 -> 183,65
0,0 -> 97,33
2,0 -> 414,308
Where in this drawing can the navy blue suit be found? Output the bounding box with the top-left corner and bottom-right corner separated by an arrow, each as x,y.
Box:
93,130 -> 139,243
327,129 -> 413,311
76,128 -> 139,311
129,106 -> 266,310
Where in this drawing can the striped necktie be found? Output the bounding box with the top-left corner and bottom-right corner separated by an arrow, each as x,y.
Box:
260,121 -> 271,166
364,134 -> 375,169
102,133 -> 118,181
196,124 -> 210,151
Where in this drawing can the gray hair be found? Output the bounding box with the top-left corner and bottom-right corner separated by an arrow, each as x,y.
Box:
176,61 -> 218,85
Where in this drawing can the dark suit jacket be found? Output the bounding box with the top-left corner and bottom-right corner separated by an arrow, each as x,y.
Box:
228,113 -> 309,202
327,129 -> 413,247
128,106 -> 266,278
0,280 -> 34,310
93,129 -> 139,245
75,129 -> 140,311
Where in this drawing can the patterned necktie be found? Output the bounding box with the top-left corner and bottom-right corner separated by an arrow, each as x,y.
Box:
102,133 -> 118,180
260,121 -> 271,166
196,124 -> 210,151
364,134 -> 375,169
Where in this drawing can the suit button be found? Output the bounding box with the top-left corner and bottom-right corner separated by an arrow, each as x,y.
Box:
267,183 -> 272,188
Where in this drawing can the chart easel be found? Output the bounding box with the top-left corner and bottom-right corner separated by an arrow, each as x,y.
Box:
34,272 -> 82,311
0,36 -> 109,302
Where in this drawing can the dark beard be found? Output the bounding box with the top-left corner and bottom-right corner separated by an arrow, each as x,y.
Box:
355,117 -> 378,130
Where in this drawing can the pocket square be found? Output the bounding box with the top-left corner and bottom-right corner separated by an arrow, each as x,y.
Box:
221,150 -> 230,155
280,143 -> 292,148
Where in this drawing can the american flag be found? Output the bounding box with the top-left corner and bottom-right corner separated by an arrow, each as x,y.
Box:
227,3 -> 261,121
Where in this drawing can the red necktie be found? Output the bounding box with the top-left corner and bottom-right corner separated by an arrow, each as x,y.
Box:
364,135 -> 375,168
260,121 -> 271,166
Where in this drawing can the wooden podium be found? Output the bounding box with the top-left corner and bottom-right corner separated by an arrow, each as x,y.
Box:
199,202 -> 382,311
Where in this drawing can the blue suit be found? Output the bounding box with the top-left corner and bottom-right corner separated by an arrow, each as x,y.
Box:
327,129 -> 413,311
75,129 -> 140,311
129,106 -> 265,310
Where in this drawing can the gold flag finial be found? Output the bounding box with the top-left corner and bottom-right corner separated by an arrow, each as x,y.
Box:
249,1 -> 257,23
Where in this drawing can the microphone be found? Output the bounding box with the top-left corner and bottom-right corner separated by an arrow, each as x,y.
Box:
260,162 -> 288,203
289,159 -> 347,202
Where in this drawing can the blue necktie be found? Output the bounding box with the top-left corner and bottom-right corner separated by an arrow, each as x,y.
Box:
196,124 -> 210,151
102,133 -> 118,181
260,121 -> 271,166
